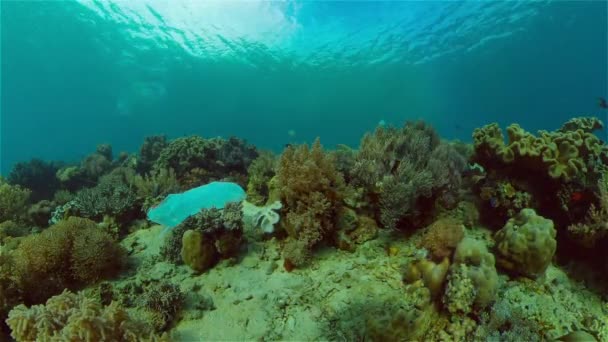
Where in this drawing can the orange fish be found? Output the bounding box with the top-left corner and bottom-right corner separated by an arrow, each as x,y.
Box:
571,191 -> 584,202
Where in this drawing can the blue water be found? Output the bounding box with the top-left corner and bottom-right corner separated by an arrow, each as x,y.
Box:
1,0 -> 606,174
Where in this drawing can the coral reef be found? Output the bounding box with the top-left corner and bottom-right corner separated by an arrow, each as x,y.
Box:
245,151 -> 277,206
418,218 -> 465,261
275,139 -> 346,267
154,136 -> 257,187
2,116 -> 608,342
350,121 -> 467,229
161,202 -> 244,272
495,208 -> 557,278
12,217 -> 126,304
141,281 -> 185,331
137,135 -> 168,174
72,168 -> 141,225
449,237 -> 499,311
6,289 -> 163,341
0,178 -> 31,224
7,158 -> 60,202
472,118 -> 608,181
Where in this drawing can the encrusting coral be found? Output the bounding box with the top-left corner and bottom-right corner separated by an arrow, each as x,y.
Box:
12,217 -> 126,304
494,208 -> 556,278
6,289 -> 165,342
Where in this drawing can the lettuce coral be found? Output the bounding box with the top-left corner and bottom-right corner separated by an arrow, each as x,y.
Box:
473,117 -> 608,182
6,290 -> 164,342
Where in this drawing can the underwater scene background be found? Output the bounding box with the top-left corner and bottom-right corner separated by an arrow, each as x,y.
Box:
2,0 -> 607,173
1,1 -> 608,341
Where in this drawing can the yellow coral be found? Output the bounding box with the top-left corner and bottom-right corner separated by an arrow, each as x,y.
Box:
473,119 -> 608,181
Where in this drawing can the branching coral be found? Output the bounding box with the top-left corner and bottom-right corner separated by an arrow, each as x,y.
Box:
129,167 -> 180,211
245,151 -> 277,206
6,290 -> 164,342
7,159 -> 60,202
276,139 -> 345,267
154,136 -> 257,187
73,168 -> 140,224
351,121 -> 467,229
137,135 -> 168,174
141,281 -> 184,331
0,178 -> 31,224
568,172 -> 608,247
13,217 -> 126,304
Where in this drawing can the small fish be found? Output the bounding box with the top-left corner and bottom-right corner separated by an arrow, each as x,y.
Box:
378,119 -> 386,127
570,191 -> 585,202
599,97 -> 608,109
287,129 -> 296,137
489,197 -> 499,208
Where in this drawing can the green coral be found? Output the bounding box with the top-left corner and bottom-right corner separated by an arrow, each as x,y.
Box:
494,208 -> 556,278
450,237 -> 499,311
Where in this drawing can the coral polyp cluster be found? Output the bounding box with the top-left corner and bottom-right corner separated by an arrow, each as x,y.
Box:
1,117 -> 607,341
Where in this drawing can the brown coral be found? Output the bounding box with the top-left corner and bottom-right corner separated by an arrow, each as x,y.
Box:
13,217 -> 126,304
276,139 -> 345,266
418,218 -> 465,261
